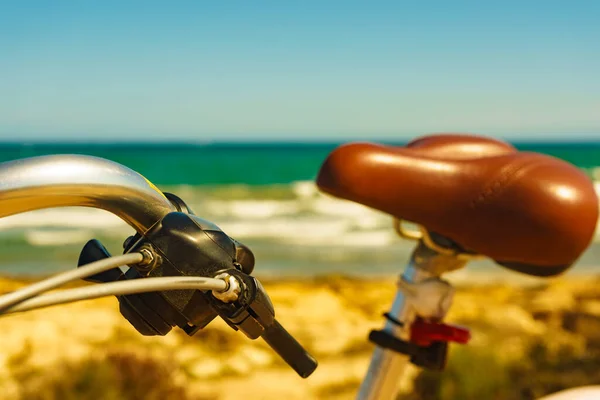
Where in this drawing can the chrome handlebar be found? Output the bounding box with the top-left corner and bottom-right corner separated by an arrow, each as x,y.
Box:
0,154 -> 318,379
0,154 -> 176,233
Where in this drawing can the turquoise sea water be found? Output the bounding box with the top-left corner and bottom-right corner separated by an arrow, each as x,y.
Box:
0,140 -> 599,279
3,141 -> 600,186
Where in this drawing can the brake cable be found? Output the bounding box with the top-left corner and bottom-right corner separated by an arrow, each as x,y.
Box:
3,276 -> 230,314
0,253 -> 144,312
0,251 -> 236,315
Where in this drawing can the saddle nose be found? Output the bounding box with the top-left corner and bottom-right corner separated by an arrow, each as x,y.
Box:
316,134 -> 599,277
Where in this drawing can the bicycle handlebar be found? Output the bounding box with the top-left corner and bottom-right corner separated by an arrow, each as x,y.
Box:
0,154 -> 175,233
0,154 -> 318,379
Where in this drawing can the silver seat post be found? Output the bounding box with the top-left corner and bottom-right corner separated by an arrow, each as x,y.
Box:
357,241 -> 468,400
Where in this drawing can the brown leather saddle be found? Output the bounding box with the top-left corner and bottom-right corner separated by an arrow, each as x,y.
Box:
316,134 -> 599,277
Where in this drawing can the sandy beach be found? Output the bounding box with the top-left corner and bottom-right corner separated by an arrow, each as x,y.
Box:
1,273 -> 599,400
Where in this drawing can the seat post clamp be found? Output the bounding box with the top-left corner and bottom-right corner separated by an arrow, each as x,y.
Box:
369,329 -> 449,371
369,319 -> 471,371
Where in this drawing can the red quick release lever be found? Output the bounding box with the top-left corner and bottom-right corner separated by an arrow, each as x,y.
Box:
410,318 -> 471,347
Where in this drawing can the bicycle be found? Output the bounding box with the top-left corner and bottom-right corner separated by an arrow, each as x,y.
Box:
0,133 -> 598,399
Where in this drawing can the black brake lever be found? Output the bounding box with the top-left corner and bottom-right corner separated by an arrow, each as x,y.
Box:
209,269 -> 318,378
77,194 -> 317,378
262,320 -> 318,378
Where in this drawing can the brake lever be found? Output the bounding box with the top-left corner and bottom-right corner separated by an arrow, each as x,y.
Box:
77,196 -> 317,378
209,269 -> 318,378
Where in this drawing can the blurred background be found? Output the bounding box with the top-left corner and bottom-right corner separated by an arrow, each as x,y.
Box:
1,2 -> 599,399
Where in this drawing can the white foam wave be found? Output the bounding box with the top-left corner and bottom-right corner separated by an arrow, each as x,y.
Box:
25,229 -> 95,246
311,197 -> 385,219
0,208 -> 129,232
204,200 -> 300,219
221,217 -> 350,240
282,229 -> 397,247
291,180 -> 320,198
219,213 -> 397,247
594,182 -> 600,197
0,176 -> 597,250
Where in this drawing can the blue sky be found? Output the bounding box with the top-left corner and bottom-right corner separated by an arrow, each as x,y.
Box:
1,1 -> 599,141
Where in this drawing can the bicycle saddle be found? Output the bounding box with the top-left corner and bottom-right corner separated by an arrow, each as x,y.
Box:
316,134 -> 599,277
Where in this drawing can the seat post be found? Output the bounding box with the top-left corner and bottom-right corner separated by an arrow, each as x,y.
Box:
356,241 -> 468,400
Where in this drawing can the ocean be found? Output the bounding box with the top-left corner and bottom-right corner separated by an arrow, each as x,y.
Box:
1,140 -> 600,280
